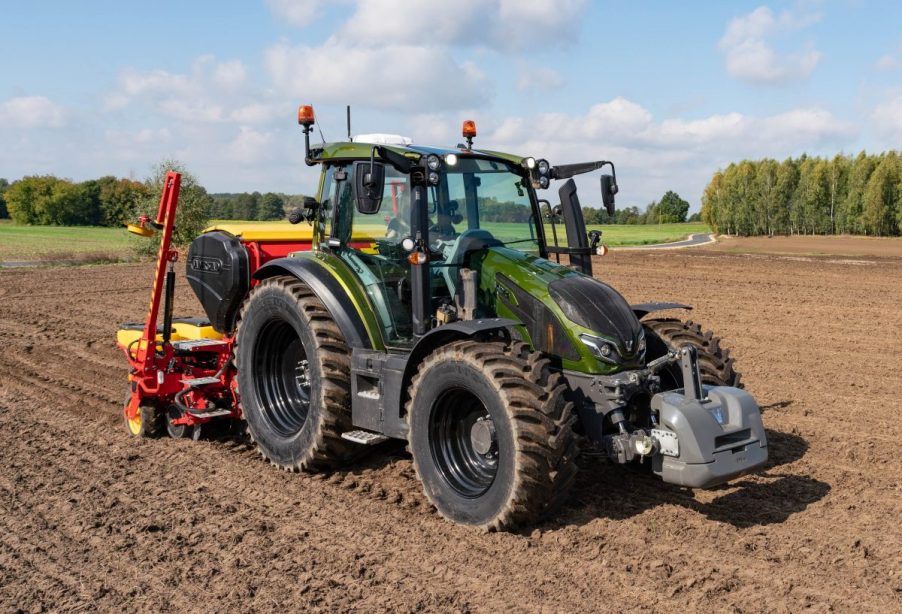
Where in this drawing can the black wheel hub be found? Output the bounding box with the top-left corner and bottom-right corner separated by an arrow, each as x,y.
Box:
252,319 -> 311,437
429,388 -> 498,498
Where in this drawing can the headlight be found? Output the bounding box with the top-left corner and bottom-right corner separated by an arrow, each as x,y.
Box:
523,157 -> 536,170
445,153 -> 458,166
428,171 -> 440,185
537,159 -> 550,175
538,176 -> 550,189
579,334 -> 619,364
426,154 -> 441,171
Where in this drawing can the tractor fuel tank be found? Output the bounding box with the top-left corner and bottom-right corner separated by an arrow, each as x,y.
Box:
649,386 -> 768,488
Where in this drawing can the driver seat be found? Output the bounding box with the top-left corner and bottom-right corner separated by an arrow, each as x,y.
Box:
439,229 -> 502,301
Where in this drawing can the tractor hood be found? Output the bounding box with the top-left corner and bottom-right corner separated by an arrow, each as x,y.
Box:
547,275 -> 643,353
473,247 -> 644,372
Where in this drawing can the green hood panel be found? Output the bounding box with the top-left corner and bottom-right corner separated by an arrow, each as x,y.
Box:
473,247 -> 642,374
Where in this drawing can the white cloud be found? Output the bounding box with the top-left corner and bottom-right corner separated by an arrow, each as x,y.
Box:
876,54 -> 897,70
491,99 -> 853,154
265,0 -> 322,27
105,127 -> 172,147
872,94 -> 902,141
0,96 -> 66,128
213,60 -> 249,89
335,0 -> 585,50
480,98 -> 855,207
227,126 -> 273,163
496,0 -> 585,50
264,40 -> 491,111
339,0 -> 485,46
719,6 -> 822,85
105,57 -> 277,124
517,65 -> 564,92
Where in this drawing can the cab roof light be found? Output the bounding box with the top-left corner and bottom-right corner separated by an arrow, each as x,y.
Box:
462,119 -> 477,149
297,104 -> 315,128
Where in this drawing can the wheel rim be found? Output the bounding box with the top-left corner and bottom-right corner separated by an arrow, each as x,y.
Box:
124,396 -> 142,435
126,412 -> 142,435
166,405 -> 187,439
252,318 -> 311,437
428,388 -> 498,498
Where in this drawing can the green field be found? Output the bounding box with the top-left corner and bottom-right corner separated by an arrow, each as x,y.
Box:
0,219 -> 709,262
0,220 -> 135,262
585,222 -> 709,246
473,222 -> 709,247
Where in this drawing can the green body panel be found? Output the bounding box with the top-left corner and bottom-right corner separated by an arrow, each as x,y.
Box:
473,247 -> 623,375
286,249 -> 387,351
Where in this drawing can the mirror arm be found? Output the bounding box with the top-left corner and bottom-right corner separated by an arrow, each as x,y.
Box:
365,146 -> 378,187
375,145 -> 415,174
551,160 -> 617,182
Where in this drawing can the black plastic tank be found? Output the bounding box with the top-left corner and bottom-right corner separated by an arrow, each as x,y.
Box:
185,231 -> 249,333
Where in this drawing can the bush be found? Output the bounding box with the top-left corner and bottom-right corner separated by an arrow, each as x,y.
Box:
132,160 -> 212,255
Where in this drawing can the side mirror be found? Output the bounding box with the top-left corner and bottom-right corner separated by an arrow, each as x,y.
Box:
588,229 -> 601,248
353,161 -> 385,214
601,174 -> 618,216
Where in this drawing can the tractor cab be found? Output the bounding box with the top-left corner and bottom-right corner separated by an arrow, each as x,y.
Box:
313,147 -> 547,348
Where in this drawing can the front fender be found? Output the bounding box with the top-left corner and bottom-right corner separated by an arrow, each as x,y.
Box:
631,302 -> 692,319
399,318 -> 519,413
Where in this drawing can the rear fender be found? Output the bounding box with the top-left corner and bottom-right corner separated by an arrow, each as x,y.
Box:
254,257 -> 373,349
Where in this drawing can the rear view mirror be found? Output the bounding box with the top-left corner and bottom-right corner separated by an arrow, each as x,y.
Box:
353,161 -> 385,214
601,174 -> 618,216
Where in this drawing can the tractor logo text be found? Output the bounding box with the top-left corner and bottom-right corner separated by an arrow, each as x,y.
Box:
189,256 -> 223,274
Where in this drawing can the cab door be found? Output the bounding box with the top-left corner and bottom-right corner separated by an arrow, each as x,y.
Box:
322,162 -> 415,348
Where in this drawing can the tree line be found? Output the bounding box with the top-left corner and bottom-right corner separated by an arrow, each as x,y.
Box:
0,173 -> 304,227
209,192 -> 309,221
477,190 -> 694,225
582,190 -> 694,225
701,151 -> 902,236
1,175 -> 150,227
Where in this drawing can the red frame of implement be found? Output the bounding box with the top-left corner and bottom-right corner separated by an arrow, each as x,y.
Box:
122,172 -> 236,426
121,173 -> 332,430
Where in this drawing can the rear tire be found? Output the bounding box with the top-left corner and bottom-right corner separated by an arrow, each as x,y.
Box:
642,318 -> 740,388
407,340 -> 577,531
235,276 -> 357,471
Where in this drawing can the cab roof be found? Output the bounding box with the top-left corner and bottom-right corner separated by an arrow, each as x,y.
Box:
311,141 -> 524,166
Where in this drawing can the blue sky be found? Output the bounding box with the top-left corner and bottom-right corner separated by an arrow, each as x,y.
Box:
1,1 -> 900,210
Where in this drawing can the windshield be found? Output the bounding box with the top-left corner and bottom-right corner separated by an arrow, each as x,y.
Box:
426,157 -> 539,253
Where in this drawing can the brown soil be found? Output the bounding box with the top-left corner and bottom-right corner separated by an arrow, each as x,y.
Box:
708,234 -> 902,258
1,253 -> 900,613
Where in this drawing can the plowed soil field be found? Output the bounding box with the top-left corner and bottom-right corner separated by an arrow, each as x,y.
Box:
1,248 -> 900,612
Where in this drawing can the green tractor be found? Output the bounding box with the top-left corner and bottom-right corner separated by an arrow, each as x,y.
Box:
187,107 -> 767,531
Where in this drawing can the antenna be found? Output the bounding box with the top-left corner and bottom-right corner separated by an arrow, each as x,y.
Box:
317,122 -> 326,144
347,105 -> 352,142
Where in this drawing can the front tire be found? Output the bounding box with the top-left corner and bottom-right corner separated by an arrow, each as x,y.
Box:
235,276 -> 356,472
642,318 -> 740,388
407,340 -> 577,531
